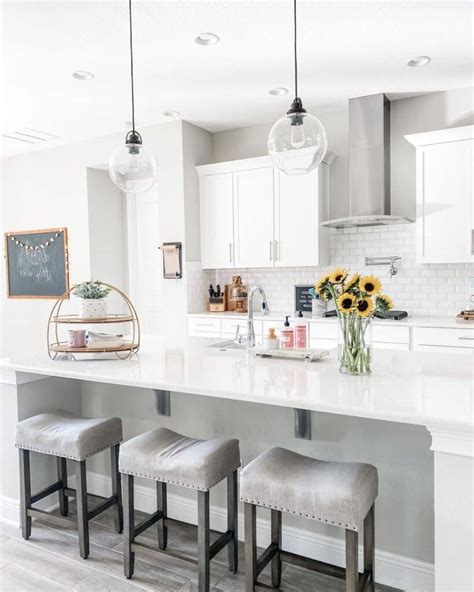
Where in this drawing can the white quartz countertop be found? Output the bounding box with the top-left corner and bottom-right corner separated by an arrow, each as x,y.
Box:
188,312 -> 474,329
1,337 -> 473,432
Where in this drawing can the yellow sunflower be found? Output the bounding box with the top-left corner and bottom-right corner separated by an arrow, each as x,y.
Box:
329,267 -> 348,284
359,275 -> 381,295
344,272 -> 360,292
356,297 -> 375,318
337,292 -> 356,314
376,294 -> 394,312
314,274 -> 330,294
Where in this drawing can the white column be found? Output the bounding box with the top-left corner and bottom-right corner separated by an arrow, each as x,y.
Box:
0,371 -> 81,527
428,423 -> 474,592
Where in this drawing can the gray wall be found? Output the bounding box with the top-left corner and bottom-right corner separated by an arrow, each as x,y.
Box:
212,86 -> 474,221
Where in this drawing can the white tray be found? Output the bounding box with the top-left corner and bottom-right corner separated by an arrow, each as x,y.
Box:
253,347 -> 330,362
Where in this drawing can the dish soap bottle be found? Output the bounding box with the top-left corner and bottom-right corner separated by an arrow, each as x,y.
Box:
295,310 -> 308,349
281,316 -> 295,349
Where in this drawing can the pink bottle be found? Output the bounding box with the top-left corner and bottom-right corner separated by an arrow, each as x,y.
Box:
295,311 -> 308,349
281,316 -> 295,349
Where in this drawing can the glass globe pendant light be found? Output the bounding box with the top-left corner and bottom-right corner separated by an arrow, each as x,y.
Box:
109,0 -> 158,193
268,0 -> 327,175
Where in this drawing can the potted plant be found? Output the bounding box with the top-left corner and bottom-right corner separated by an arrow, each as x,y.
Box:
72,281 -> 111,319
314,268 -> 393,375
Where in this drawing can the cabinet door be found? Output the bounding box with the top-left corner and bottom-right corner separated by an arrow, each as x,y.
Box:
418,139 -> 473,263
233,167 -> 275,268
275,166 -> 327,267
200,173 -> 234,269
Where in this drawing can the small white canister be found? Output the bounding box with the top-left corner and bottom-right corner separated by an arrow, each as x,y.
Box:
79,298 -> 107,319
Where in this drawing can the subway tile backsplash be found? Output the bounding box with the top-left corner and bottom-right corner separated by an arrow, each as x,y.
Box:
188,224 -> 473,318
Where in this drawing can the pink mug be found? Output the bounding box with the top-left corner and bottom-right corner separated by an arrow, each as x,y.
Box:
68,330 -> 87,348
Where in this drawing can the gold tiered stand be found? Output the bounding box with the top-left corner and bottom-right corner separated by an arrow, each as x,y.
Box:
47,282 -> 140,360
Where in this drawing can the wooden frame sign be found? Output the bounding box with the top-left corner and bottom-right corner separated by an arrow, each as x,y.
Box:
4,228 -> 70,299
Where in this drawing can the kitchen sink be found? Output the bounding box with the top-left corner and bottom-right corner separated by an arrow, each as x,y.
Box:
207,339 -> 247,351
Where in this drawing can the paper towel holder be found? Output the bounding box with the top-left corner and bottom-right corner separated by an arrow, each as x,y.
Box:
158,242 -> 182,279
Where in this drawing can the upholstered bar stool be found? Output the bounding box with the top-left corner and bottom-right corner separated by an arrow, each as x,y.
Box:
15,411 -> 123,559
119,427 -> 240,592
241,447 -> 378,592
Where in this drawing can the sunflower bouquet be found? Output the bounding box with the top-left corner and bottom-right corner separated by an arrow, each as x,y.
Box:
314,268 -> 393,375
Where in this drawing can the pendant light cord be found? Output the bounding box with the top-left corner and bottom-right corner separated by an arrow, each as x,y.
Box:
293,0 -> 298,99
129,0 -> 136,132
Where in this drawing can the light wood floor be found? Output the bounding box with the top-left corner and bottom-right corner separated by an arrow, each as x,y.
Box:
0,503 -> 401,592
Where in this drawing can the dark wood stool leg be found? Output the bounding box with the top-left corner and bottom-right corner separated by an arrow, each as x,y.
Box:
157,481 -> 168,550
364,504 -> 375,591
19,449 -> 32,540
110,444 -> 123,533
270,509 -> 282,587
227,470 -> 238,573
57,457 -> 69,516
197,490 -> 210,592
345,529 -> 358,592
244,502 -> 257,592
123,474 -> 135,579
76,460 -> 89,559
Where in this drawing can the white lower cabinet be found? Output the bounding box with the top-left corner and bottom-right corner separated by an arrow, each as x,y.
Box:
188,315 -> 471,354
413,326 -> 474,354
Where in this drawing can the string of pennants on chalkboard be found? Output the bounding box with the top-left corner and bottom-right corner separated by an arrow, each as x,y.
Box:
9,230 -> 63,251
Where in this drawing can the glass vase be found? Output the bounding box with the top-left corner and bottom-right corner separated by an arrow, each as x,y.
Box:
338,314 -> 372,375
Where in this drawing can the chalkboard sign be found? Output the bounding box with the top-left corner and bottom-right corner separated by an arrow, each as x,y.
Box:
294,285 -> 314,313
5,228 -> 70,299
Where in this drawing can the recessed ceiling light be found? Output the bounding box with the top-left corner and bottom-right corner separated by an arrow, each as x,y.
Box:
163,111 -> 180,118
269,87 -> 289,96
195,33 -> 220,46
407,56 -> 431,68
72,71 -> 94,80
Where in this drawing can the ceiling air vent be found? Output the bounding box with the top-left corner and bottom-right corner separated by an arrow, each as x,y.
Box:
2,128 -> 58,144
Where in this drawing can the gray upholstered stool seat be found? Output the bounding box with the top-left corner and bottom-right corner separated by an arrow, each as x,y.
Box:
240,447 -> 378,531
119,427 -> 240,491
15,411 -> 123,560
241,447 -> 378,592
15,410 -> 122,461
119,427 -> 241,591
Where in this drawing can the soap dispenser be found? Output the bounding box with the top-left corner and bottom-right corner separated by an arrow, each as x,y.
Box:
281,316 -> 295,349
295,310 -> 308,349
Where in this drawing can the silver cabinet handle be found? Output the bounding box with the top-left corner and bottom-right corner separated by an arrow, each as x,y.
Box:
229,242 -> 233,263
269,240 -> 273,261
458,336 -> 474,341
274,239 -> 278,261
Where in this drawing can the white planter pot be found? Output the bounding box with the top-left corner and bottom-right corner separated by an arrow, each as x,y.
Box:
79,299 -> 107,319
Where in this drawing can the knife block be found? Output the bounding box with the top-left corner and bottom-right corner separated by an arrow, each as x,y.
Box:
209,297 -> 225,312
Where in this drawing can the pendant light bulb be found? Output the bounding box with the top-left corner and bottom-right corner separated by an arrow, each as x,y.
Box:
109,0 -> 158,193
268,1 -> 327,175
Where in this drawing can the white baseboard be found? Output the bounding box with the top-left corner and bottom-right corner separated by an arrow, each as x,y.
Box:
0,473 -> 434,591
86,471 -> 434,591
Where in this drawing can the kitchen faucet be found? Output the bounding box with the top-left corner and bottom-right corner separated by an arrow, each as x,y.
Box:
247,285 -> 270,350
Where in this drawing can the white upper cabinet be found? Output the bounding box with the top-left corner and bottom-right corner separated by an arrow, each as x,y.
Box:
196,155 -> 331,269
199,172 -> 234,269
233,166 -> 274,268
275,166 -> 329,267
406,125 -> 474,264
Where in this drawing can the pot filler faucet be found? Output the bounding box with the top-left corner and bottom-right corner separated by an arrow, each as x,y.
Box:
247,285 -> 270,350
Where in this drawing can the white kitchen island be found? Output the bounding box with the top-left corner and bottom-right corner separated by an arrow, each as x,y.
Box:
1,337 -> 473,592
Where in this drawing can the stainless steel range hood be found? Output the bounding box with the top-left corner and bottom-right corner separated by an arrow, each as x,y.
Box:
322,93 -> 412,229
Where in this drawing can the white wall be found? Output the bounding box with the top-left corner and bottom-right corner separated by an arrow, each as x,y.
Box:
0,120 -> 187,356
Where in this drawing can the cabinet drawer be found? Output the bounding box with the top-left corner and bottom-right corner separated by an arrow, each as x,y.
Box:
222,317 -> 257,336
309,321 -> 338,340
188,317 -> 222,337
414,327 -> 474,350
372,325 -> 410,344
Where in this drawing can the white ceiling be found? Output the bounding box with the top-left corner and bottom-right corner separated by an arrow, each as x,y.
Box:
1,0 -> 473,157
